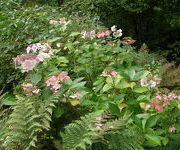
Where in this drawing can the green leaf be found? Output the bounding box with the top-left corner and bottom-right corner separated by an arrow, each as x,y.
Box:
145,134 -> 161,146
109,102 -> 121,117
161,137 -> 169,145
70,81 -> 86,89
133,87 -> 148,93
142,119 -> 147,130
117,81 -> 131,89
146,115 -> 160,128
137,95 -> 149,101
102,84 -> 112,92
30,74 -> 42,84
125,68 -> 135,80
1,94 -> 16,106
69,32 -> 80,37
133,71 -> 149,80
56,57 -> 69,65
48,37 -> 61,43
54,106 -> 64,118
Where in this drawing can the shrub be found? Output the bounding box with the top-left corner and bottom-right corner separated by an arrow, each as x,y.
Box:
1,4 -> 180,150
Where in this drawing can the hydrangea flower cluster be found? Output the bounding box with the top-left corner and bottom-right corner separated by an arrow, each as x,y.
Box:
69,93 -> 82,99
46,72 -> 70,93
96,30 -> 111,38
81,30 -> 111,38
13,43 -> 53,73
21,83 -> 40,96
100,71 -> 118,78
26,43 -> 52,54
13,54 -> 40,73
111,25 -> 123,38
81,30 -> 96,38
140,78 -> 160,88
151,93 -> 180,112
49,18 -> 67,25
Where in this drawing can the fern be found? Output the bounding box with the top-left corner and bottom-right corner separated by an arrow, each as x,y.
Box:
61,111 -> 138,150
106,129 -> 144,150
91,119 -> 144,150
1,88 -> 65,150
61,111 -> 104,150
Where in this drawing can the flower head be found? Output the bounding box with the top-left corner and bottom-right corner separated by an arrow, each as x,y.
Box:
46,72 -> 70,93
111,25 -> 117,32
21,83 -> 40,96
70,93 -> 82,99
113,29 -> 122,38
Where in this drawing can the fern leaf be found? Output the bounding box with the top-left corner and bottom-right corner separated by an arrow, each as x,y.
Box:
61,111 -> 104,150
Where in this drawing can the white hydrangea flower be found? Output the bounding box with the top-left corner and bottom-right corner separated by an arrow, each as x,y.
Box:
113,29 -> 122,38
111,25 -> 117,32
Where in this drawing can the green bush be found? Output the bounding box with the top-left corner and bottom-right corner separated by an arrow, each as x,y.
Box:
1,8 -> 180,150
62,0 -> 180,63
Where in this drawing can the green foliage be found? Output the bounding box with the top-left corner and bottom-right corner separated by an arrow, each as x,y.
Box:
1,2 -> 180,150
61,111 -> 103,150
62,0 -> 180,62
106,130 -> 144,150
0,1 -> 59,89
1,88 -> 65,150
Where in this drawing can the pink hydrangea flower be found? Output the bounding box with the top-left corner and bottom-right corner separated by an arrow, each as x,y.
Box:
69,93 -> 82,99
110,71 -> 118,77
140,78 -> 160,88
37,52 -> 51,62
21,59 -> 39,73
57,72 -> 70,81
104,30 -> 111,36
13,54 -> 38,64
51,83 -> 62,93
81,30 -> 96,38
100,70 -> 117,78
26,43 -> 51,54
163,100 -> 170,106
22,83 -> 40,96
96,30 -> 111,38
155,105 -> 164,112
46,76 -> 58,86
46,72 -> 70,93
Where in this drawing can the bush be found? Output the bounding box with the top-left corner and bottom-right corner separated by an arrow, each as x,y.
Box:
1,7 -> 180,150
62,0 -> 180,63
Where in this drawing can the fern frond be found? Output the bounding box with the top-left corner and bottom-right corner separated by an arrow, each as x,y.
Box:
61,111 -> 104,150
2,88 -> 66,150
106,129 -> 144,150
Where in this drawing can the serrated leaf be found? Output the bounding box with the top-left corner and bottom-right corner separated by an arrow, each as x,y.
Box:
145,134 -> 161,145
70,100 -> 80,106
146,115 -> 160,128
70,81 -> 86,89
125,68 -> 135,80
133,87 -> 148,93
116,81 -> 131,89
30,74 -> 42,84
69,32 -> 80,37
134,71 -> 149,80
102,83 -> 112,92
109,102 -> 121,117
